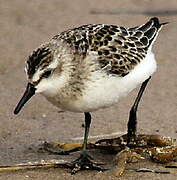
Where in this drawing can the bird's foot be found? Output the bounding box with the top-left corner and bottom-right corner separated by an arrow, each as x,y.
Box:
42,142 -> 108,174
67,152 -> 108,174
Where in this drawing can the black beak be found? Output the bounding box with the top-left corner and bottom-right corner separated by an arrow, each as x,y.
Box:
14,83 -> 36,114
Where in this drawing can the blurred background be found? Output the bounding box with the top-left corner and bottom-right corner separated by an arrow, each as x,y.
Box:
0,0 -> 177,179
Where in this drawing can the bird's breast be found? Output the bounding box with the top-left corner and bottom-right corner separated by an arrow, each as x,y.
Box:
42,50 -> 157,113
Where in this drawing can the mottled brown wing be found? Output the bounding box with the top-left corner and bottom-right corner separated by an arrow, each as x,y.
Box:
56,17 -> 163,77
90,17 -> 163,76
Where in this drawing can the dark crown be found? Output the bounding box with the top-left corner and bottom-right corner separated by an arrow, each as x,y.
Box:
26,47 -> 52,78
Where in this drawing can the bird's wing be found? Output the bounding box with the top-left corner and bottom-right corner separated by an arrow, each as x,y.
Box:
55,17 -> 163,77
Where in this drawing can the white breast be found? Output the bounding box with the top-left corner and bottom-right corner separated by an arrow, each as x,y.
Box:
67,50 -> 157,112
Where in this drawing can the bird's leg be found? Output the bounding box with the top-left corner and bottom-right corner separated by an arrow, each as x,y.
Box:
69,112 -> 108,174
127,76 -> 151,147
82,112 -> 91,153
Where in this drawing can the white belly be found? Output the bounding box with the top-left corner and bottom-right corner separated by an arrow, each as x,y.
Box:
66,50 -> 157,112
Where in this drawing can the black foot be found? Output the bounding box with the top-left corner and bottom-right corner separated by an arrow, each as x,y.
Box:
69,152 -> 108,174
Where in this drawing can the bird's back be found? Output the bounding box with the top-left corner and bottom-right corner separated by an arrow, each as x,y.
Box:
53,17 -> 164,77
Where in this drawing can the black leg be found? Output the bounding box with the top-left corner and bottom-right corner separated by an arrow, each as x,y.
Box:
127,76 -> 151,146
82,112 -> 91,152
70,112 -> 108,174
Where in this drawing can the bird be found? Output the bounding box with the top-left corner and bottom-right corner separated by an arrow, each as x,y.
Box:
14,17 -> 166,173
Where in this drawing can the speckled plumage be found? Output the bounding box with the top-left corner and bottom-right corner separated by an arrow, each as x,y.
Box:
23,17 -> 165,112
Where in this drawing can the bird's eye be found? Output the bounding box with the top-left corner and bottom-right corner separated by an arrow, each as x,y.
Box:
42,70 -> 52,78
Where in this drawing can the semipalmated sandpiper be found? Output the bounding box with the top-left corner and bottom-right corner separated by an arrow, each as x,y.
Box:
14,17 -> 166,173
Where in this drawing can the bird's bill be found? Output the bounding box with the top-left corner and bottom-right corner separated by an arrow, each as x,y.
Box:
14,83 -> 36,114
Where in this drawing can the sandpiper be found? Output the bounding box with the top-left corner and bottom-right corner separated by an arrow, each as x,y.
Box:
14,17 -> 166,173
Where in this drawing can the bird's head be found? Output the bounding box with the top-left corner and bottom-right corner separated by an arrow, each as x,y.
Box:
14,43 -> 64,114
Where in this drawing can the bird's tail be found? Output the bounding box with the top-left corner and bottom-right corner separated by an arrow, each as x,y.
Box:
150,17 -> 169,28
136,17 -> 168,48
